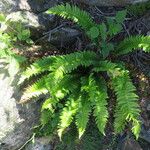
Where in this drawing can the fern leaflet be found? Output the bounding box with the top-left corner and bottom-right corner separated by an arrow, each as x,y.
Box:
19,56 -> 56,83
76,79 -> 91,138
116,35 -> 150,55
58,95 -> 80,139
21,75 -> 49,103
88,74 -> 108,135
46,3 -> 96,31
112,71 -> 141,139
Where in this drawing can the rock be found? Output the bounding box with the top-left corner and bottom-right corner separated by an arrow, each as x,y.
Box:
140,126 -> 150,144
18,0 -> 61,14
147,103 -> 150,111
117,137 -> 143,150
0,60 -> 41,150
6,11 -> 55,30
0,0 -> 18,13
25,137 -> 52,150
1,0 -> 62,40
18,0 -> 57,13
1,0 -> 81,45
44,27 -> 81,47
0,0 -> 61,14
6,10 -> 56,40
78,0 -> 149,6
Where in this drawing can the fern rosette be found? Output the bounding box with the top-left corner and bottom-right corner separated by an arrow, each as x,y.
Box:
20,3 -> 150,140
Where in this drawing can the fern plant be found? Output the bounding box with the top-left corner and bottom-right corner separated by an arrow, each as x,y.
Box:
20,3 -> 150,140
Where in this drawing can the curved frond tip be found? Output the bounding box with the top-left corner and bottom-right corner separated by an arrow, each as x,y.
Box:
116,35 -> 150,55
46,3 -> 95,31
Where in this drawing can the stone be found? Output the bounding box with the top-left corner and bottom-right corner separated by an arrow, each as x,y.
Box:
0,0 -> 61,14
0,0 -> 19,13
44,27 -> 81,47
0,60 -> 41,150
6,11 -> 55,30
77,0 -> 149,6
18,0 -> 61,14
25,137 -> 52,150
140,126 -> 150,144
147,103 -> 150,111
117,137 -> 143,150
1,0 -> 61,40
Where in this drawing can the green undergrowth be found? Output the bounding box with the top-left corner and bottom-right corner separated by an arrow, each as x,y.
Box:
0,13 -> 33,76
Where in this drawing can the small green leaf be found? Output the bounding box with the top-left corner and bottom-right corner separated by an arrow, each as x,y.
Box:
115,10 -> 127,24
112,25 -> 122,35
0,13 -> 6,22
41,110 -> 51,125
21,29 -> 30,40
26,39 -> 34,44
107,18 -> 122,36
57,103 -> 63,109
17,33 -> 23,41
17,29 -> 31,41
99,23 -> 107,41
42,98 -> 54,111
87,26 -> 99,39
13,55 -> 27,63
101,42 -> 114,58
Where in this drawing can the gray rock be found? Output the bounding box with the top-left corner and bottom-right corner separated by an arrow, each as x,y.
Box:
117,137 -> 143,150
0,0 -> 19,13
0,61 -> 41,150
78,0 -> 149,6
25,137 -> 52,150
18,0 -> 61,13
44,27 -> 81,47
1,0 -> 81,44
147,103 -> 150,111
6,11 -> 55,30
140,126 -> 150,144
0,0 -> 61,14
1,0 -> 61,40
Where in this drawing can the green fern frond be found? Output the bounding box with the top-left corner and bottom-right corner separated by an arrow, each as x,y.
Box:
41,98 -> 55,112
40,109 -> 52,125
51,51 -> 97,86
76,91 -> 91,138
55,74 -> 81,96
52,51 -> 97,73
93,61 -> 117,72
21,75 -> 49,103
58,95 -> 80,139
46,3 -> 95,31
19,56 -> 56,83
45,73 -> 81,102
116,35 -> 150,55
112,71 -> 141,139
93,61 -> 124,79
88,74 -> 108,135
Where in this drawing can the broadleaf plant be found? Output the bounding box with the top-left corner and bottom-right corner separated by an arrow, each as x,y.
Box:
20,3 -> 150,140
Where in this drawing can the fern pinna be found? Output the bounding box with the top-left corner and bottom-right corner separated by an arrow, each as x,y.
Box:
20,3 -> 150,140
